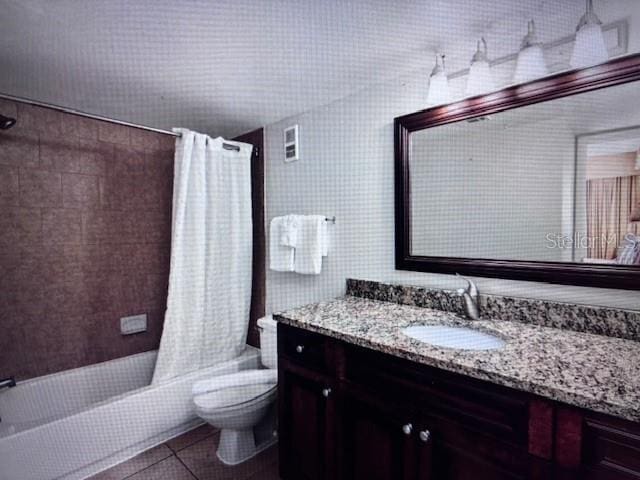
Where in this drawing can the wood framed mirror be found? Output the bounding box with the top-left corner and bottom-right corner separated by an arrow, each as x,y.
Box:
395,54 -> 640,290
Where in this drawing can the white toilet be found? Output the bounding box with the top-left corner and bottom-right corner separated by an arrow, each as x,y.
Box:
192,315 -> 278,465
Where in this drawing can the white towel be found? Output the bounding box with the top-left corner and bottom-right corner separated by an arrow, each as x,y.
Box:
270,217 -> 294,271
279,214 -> 299,247
294,215 -> 327,274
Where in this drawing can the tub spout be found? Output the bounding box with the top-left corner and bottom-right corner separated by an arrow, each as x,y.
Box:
0,376 -> 16,390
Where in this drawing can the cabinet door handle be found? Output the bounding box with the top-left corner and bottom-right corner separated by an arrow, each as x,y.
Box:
322,388 -> 332,398
402,423 -> 413,435
295,345 -> 304,353
419,429 -> 431,443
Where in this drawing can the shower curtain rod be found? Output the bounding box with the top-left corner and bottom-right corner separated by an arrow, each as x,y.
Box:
0,92 -> 179,137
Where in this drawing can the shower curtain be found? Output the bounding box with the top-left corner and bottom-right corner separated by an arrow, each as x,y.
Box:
152,129 -> 253,384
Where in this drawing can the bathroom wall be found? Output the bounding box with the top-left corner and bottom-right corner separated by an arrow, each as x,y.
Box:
0,98 -> 175,380
265,6 -> 640,314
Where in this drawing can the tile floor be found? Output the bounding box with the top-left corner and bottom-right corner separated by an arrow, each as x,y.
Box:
89,425 -> 279,480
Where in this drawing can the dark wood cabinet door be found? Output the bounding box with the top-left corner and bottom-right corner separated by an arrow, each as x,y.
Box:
580,414 -> 640,480
425,412 -> 530,480
339,387 -> 420,480
278,366 -> 334,480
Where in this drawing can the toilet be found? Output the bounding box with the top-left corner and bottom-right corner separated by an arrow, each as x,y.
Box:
192,315 -> 278,465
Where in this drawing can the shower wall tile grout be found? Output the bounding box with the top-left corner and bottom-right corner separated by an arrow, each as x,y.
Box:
0,97 -> 176,380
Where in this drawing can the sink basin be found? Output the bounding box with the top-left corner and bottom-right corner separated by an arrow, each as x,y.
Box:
402,325 -> 505,350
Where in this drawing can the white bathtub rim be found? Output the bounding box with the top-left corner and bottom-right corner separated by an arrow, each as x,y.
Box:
9,350 -> 156,390
1,346 -> 259,442
0,350 -> 156,436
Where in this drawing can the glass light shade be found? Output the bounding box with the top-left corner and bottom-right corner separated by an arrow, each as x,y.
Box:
427,71 -> 451,105
513,44 -> 548,84
466,59 -> 494,97
570,22 -> 608,68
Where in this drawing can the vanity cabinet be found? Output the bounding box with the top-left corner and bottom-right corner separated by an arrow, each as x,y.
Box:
278,366 -> 335,480
277,324 -> 640,480
339,384 -> 429,480
576,412 -> 640,480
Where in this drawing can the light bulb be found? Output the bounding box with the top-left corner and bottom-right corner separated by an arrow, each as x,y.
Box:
427,54 -> 451,106
570,0 -> 608,69
513,20 -> 548,84
466,38 -> 494,96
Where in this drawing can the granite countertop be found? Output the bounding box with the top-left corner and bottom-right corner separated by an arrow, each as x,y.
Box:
275,295 -> 640,423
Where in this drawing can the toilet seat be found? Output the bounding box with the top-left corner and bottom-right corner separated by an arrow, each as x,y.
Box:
192,369 -> 277,414
194,382 -> 276,412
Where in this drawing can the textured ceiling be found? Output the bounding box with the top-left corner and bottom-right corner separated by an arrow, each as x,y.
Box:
0,0 -> 632,137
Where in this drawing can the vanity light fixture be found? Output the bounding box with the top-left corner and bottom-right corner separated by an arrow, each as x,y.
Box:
513,20 -> 548,84
570,0 -> 609,69
426,54 -> 451,106
466,38 -> 494,97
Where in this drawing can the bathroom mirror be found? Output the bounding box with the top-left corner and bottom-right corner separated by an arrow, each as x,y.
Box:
395,54 -> 640,289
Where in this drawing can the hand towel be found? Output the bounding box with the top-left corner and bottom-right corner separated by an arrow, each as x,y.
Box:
320,219 -> 329,257
270,217 -> 294,271
294,215 -> 327,274
279,214 -> 299,247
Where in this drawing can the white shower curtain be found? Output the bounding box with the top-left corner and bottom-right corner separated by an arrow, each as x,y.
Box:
152,129 -> 253,384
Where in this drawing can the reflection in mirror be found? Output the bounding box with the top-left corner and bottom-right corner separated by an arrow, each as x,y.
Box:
577,126 -> 640,265
409,79 -> 640,265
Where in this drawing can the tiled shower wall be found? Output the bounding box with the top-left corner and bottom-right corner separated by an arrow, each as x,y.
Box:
0,98 -> 175,380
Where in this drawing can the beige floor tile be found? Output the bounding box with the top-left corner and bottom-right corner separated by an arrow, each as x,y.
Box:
166,424 -> 217,453
176,434 -> 278,480
127,456 -> 196,480
88,444 -> 173,480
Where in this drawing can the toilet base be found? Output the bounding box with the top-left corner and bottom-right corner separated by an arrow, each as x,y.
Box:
215,405 -> 278,466
216,429 -> 277,466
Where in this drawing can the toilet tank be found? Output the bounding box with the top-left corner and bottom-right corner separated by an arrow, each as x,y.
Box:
257,315 -> 278,369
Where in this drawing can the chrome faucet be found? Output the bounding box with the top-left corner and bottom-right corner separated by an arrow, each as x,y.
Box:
456,274 -> 480,320
0,377 -> 16,390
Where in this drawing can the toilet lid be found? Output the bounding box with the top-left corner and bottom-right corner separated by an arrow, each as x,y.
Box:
194,382 -> 276,412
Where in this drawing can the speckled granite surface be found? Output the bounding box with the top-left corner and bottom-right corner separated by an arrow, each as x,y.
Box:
275,296 -> 640,422
347,278 -> 640,342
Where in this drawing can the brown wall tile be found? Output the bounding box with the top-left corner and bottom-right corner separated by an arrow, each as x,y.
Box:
0,128 -> 39,168
98,121 -> 131,145
0,165 -> 19,205
61,113 -> 100,141
0,206 -> 42,247
0,98 -> 18,118
40,137 -> 109,176
99,175 -> 147,210
43,209 -> 83,244
62,173 -> 100,208
130,128 -> 163,151
111,145 -> 146,176
19,169 -> 62,207
1,101 -> 176,381
18,103 -> 63,139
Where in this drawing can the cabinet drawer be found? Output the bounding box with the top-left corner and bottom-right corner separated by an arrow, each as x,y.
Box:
582,415 -> 640,479
344,344 -> 529,445
278,324 -> 327,373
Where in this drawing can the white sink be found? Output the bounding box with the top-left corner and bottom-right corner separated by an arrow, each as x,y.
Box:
402,325 -> 505,350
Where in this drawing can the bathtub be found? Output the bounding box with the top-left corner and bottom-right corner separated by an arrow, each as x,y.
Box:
0,347 -> 260,480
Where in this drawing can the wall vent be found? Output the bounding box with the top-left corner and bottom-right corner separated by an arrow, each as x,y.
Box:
284,125 -> 299,162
